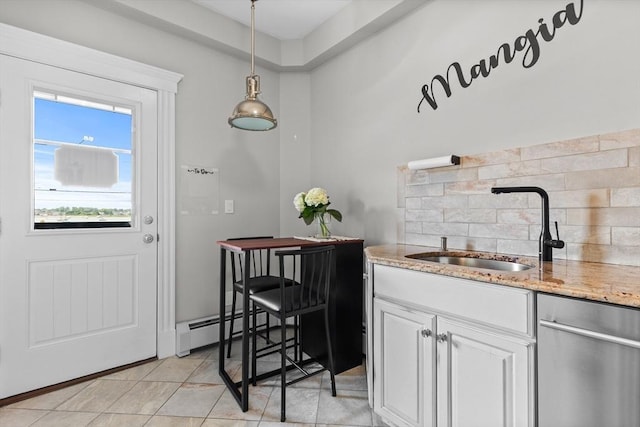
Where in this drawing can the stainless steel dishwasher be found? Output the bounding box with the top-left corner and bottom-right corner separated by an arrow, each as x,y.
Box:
537,293 -> 640,427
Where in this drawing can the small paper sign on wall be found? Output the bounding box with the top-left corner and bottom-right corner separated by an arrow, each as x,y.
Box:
179,165 -> 219,215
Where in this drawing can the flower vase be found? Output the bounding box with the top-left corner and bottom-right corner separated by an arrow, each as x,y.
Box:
315,212 -> 331,239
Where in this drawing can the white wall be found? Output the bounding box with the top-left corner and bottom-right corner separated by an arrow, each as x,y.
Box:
279,72 -> 313,238
309,0 -> 640,245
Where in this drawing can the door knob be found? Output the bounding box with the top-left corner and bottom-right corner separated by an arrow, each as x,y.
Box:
437,333 -> 448,343
143,234 -> 154,244
421,329 -> 432,338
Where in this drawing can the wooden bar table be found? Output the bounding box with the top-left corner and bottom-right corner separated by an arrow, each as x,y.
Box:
217,237 -> 363,411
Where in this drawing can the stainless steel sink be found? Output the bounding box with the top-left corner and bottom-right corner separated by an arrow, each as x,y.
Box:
406,253 -> 533,271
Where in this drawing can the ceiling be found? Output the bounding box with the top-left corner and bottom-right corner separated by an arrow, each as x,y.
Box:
87,0 -> 426,70
191,0 -> 353,41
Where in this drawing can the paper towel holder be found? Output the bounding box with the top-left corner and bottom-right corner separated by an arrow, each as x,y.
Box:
407,155 -> 460,170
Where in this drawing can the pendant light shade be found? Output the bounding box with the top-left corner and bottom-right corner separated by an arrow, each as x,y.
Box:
229,75 -> 277,131
228,0 -> 277,131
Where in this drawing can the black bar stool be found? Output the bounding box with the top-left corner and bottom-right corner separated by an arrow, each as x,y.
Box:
250,245 -> 337,422
226,236 -> 281,359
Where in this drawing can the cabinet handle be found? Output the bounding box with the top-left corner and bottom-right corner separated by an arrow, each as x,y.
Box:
437,333 -> 448,343
421,329 -> 432,338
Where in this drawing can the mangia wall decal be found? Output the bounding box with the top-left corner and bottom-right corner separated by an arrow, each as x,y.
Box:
417,0 -> 584,112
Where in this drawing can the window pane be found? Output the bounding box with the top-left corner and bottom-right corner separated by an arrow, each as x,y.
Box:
33,91 -> 134,228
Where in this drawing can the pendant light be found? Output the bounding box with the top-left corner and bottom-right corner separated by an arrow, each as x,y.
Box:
228,0 -> 277,131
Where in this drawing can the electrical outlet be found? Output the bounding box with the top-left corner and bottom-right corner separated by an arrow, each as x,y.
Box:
224,199 -> 234,214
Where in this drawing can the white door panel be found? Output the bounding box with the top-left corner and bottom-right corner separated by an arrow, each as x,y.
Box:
0,55 -> 158,398
374,298 -> 436,427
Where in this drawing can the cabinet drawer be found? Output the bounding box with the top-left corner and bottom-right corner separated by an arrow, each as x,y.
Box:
373,264 -> 534,336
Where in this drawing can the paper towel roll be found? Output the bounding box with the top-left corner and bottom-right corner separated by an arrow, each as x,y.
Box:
407,155 -> 460,170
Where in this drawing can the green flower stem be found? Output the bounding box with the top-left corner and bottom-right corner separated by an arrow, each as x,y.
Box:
316,212 -> 331,238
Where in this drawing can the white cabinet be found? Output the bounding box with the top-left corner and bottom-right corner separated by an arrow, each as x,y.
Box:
436,318 -> 532,427
370,264 -> 535,427
374,299 -> 436,427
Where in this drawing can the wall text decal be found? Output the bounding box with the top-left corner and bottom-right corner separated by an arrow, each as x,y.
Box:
417,0 -> 584,112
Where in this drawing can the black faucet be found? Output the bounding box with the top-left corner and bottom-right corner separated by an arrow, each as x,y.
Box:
490,186 -> 565,262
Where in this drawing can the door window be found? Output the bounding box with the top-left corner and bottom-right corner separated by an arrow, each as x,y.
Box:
33,90 -> 134,229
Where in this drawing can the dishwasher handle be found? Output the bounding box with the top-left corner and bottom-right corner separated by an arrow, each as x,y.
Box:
540,319 -> 640,350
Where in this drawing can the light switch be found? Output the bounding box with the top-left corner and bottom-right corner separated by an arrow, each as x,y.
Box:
224,199 -> 234,214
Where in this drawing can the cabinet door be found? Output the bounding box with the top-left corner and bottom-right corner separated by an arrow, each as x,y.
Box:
436,318 -> 533,427
374,299 -> 436,427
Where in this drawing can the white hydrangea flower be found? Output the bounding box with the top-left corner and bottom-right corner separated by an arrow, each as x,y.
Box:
293,192 -> 306,212
305,187 -> 329,207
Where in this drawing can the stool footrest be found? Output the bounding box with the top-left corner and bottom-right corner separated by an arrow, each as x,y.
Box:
246,357 -> 319,385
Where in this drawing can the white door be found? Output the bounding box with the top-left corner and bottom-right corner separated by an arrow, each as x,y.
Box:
374,299 -> 436,427
436,318 -> 532,427
0,55 -> 158,398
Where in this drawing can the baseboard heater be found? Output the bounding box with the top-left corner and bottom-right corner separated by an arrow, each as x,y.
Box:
177,313 -> 366,358
176,310 -> 266,357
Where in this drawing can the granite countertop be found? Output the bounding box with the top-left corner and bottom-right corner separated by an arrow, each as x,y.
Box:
365,244 -> 640,308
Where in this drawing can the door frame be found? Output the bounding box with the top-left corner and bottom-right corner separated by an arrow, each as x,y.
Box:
0,23 -> 183,359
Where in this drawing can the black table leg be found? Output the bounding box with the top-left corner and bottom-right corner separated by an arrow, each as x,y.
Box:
241,250 -> 250,411
219,248 -> 226,369
218,248 -> 250,412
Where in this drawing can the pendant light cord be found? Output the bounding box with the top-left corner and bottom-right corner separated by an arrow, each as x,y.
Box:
251,0 -> 256,76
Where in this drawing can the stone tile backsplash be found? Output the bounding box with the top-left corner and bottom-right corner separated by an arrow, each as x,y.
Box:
400,129 -> 640,266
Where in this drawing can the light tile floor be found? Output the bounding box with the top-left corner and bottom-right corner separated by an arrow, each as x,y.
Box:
0,341 -> 385,427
